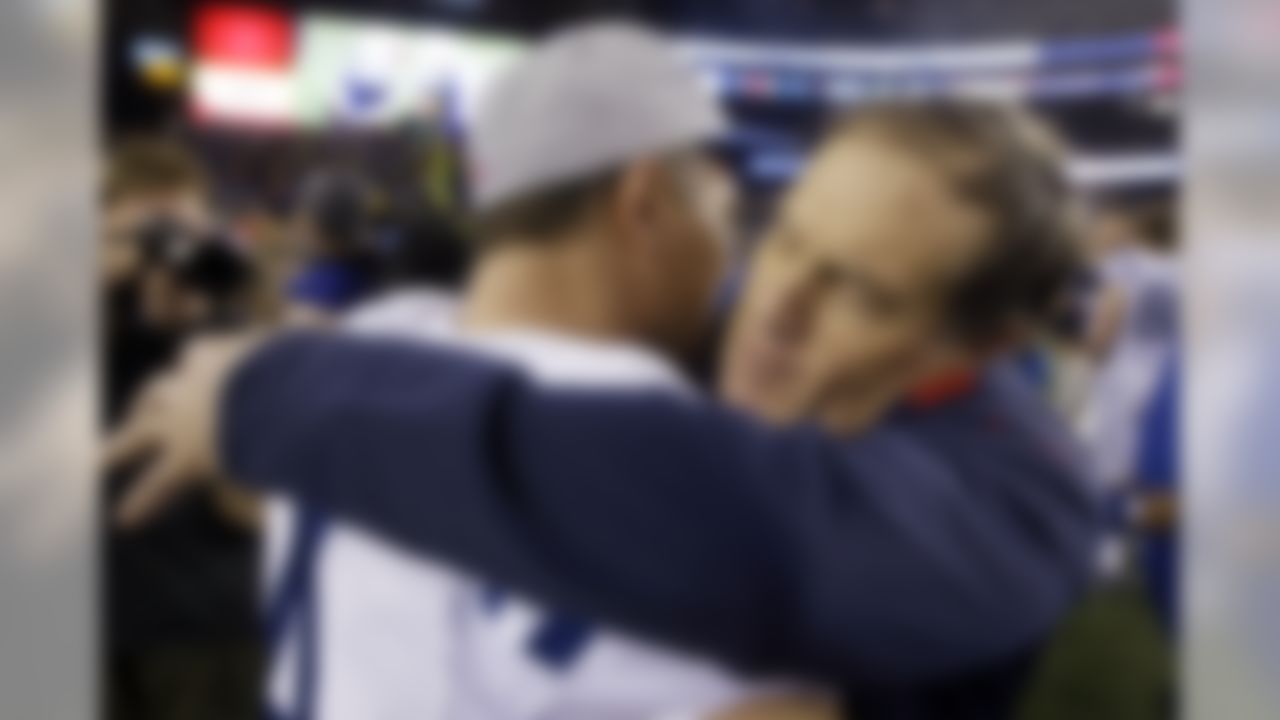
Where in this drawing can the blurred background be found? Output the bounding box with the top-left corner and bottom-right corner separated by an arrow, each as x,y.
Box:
100,2 -> 1180,719
105,0 -> 1179,235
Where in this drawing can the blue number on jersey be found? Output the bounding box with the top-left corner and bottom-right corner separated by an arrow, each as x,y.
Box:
481,585 -> 595,670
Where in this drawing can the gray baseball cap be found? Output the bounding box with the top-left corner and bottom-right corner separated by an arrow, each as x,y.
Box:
469,20 -> 728,211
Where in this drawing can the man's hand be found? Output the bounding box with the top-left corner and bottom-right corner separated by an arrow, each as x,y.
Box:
104,332 -> 265,528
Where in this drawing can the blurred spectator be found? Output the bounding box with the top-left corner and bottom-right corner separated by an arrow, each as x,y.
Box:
338,206 -> 472,339
377,205 -> 472,291
102,139 -> 211,421
102,139 -> 262,720
283,169 -> 384,325
1078,200 -> 1179,491
1134,355 -> 1179,636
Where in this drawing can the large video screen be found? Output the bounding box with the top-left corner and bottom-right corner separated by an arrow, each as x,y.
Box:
294,15 -> 525,128
190,8 -> 526,129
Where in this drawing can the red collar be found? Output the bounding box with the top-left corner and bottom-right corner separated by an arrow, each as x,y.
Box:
905,368 -> 979,409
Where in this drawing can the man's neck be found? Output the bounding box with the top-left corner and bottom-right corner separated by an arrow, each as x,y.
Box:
461,235 -> 637,343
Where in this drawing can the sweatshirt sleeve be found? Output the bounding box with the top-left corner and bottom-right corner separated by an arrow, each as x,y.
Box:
223,332 -> 1098,686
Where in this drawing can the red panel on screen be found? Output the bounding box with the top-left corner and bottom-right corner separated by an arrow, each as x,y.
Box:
193,4 -> 293,69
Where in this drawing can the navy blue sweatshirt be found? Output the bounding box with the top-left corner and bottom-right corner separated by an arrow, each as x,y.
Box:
224,333 -> 1098,693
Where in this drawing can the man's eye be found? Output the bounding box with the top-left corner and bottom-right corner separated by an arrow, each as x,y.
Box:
831,273 -> 899,319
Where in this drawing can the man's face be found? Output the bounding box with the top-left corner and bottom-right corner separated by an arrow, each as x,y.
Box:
720,134 -> 990,433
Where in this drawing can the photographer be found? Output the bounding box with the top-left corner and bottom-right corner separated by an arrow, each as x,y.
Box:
101,139 -> 261,720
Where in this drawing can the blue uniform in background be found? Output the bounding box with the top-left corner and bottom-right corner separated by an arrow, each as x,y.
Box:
1136,358 -> 1179,635
287,258 -> 379,313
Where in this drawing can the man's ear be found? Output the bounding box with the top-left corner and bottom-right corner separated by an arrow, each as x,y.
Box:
611,159 -> 665,243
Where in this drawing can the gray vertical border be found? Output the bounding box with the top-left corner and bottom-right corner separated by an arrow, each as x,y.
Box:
0,1 -> 97,718
1185,0 -> 1280,717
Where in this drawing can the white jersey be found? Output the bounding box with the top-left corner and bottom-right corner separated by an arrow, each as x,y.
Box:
1079,248 -> 1179,486
265,288 -> 788,720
